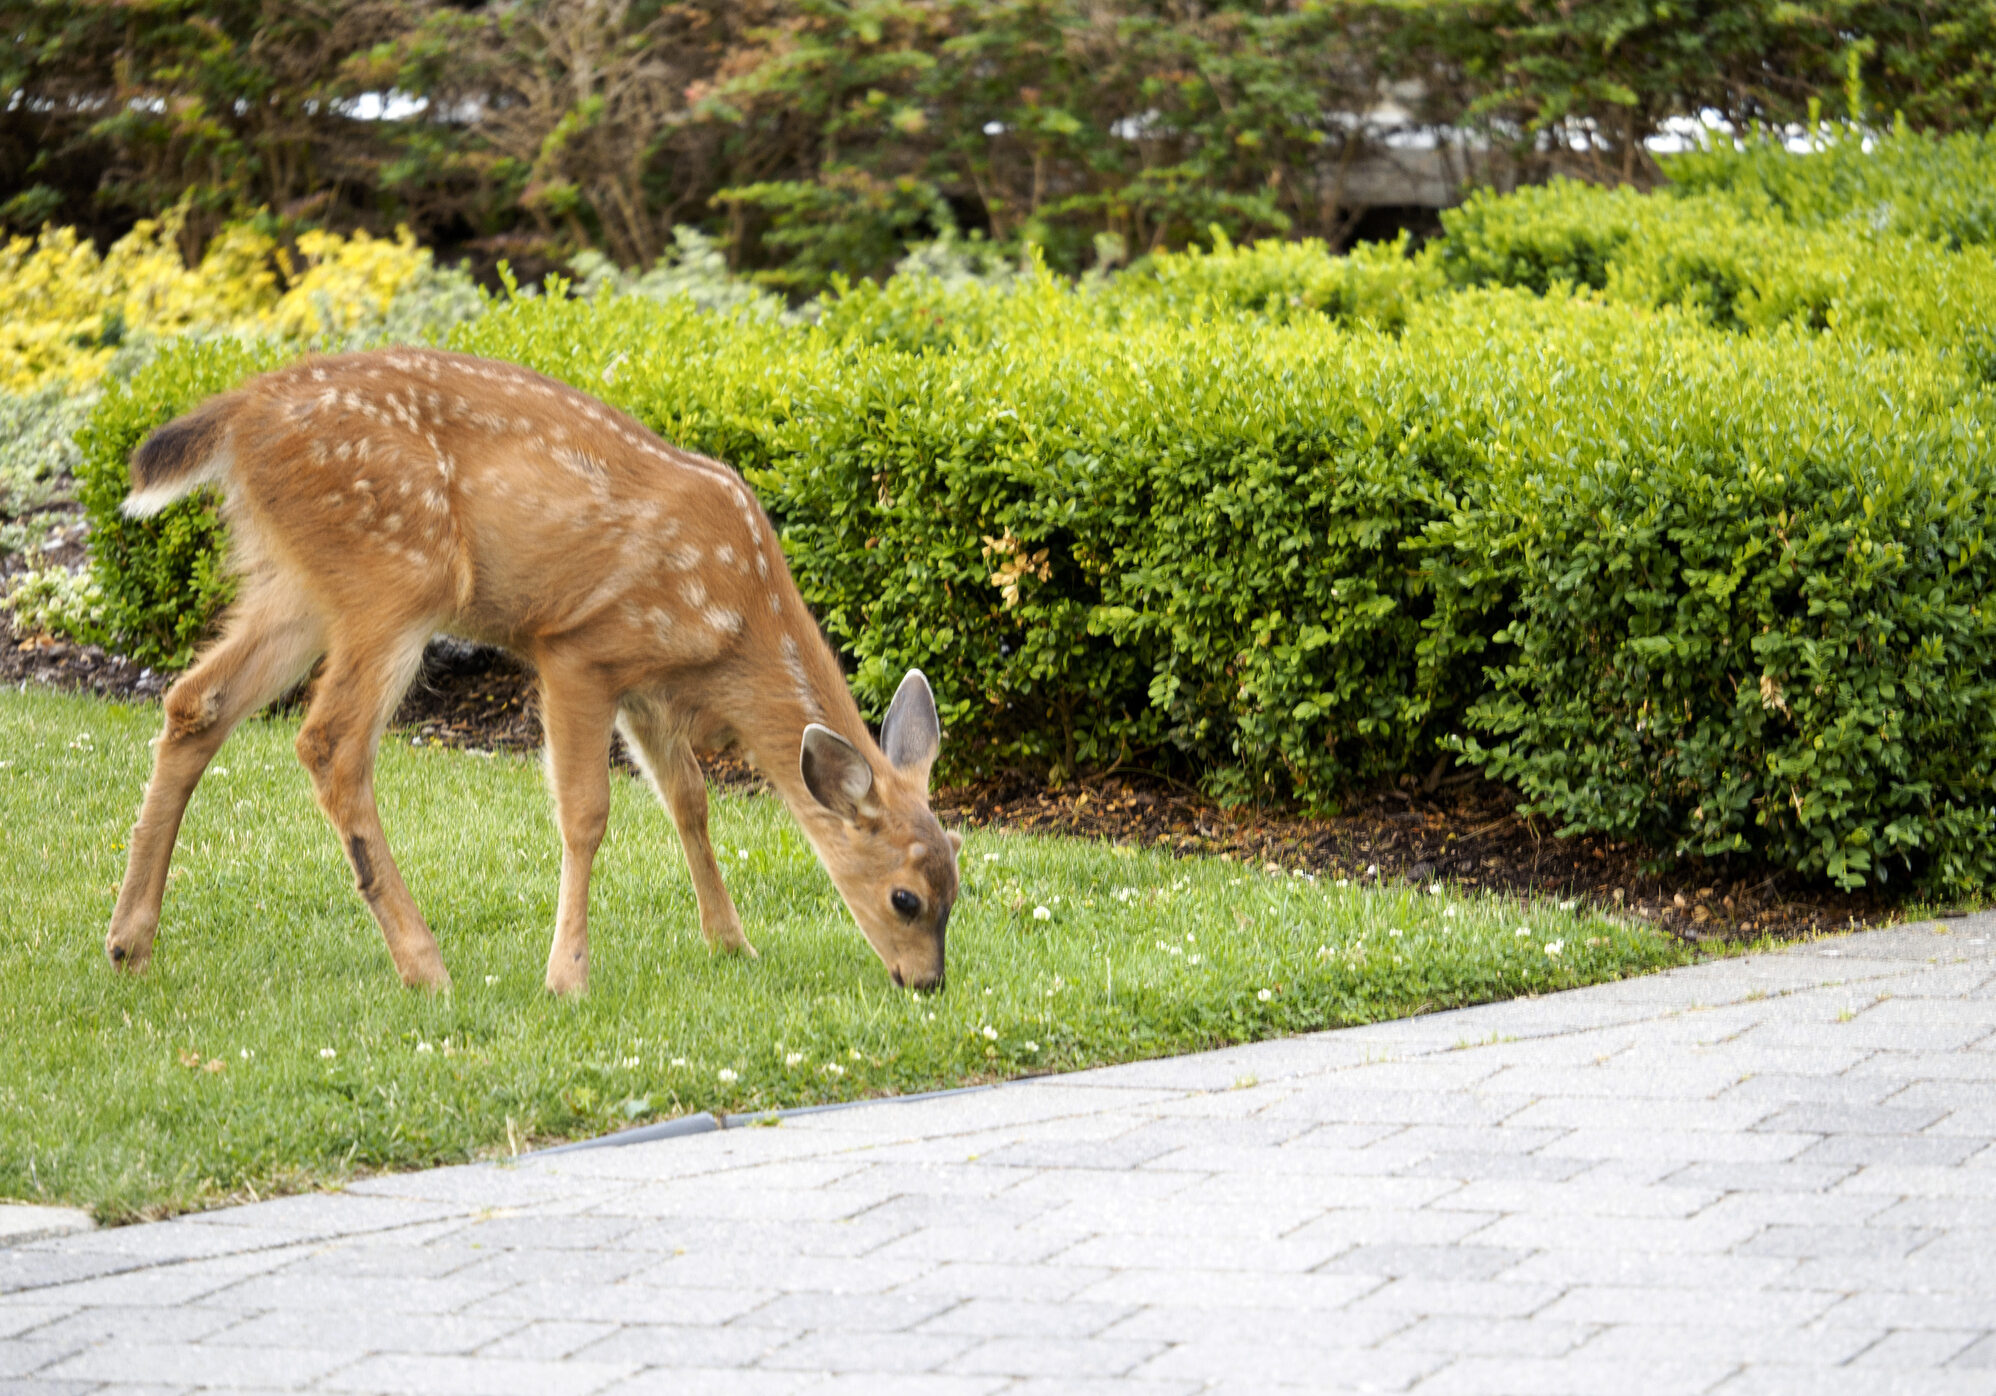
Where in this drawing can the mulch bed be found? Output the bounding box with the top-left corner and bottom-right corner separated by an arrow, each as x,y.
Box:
5,616 -> 1899,944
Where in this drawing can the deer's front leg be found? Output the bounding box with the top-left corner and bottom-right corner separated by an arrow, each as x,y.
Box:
539,663 -> 617,996
658,737 -> 756,957
618,706 -> 754,957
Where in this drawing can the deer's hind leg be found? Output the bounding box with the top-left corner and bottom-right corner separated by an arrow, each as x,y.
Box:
108,582 -> 324,972
294,625 -> 446,989
617,700 -> 754,958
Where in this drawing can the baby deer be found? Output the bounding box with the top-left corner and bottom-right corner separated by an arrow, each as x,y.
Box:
105,347 -> 958,993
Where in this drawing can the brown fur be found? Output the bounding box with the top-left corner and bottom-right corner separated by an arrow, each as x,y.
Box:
104,348 -> 958,993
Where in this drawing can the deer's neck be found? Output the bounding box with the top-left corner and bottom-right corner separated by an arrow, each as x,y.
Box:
728,618 -> 875,813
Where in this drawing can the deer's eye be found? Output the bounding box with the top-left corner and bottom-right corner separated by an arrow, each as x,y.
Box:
891,889 -> 921,918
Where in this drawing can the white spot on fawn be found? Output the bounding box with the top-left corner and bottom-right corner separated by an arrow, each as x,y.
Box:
781,634 -> 822,720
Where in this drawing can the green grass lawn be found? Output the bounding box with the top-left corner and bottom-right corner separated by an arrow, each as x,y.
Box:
1,687 -> 1695,1221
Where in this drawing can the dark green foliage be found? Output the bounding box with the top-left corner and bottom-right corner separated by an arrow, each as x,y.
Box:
8,1 -> 1991,280
715,171 -> 959,295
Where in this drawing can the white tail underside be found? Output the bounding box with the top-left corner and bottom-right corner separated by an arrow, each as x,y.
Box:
121,451 -> 233,520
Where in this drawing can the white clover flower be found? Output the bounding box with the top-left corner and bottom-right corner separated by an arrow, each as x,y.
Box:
670,1057 -> 687,1067
319,1048 -> 337,1060
824,1062 -> 845,1077
483,975 -> 499,986
984,853 -> 1001,862
1257,988 -> 1273,1002
621,1057 -> 640,1070
1428,882 -> 1443,896
1443,906 -> 1457,919
981,1025 -> 998,1040
849,1048 -> 863,1060
1335,878 -> 1350,888
1389,927 -> 1403,938
239,1047 -> 254,1060
737,847 -> 750,860
1545,940 -> 1565,958
1515,926 -> 1532,938
1032,905 -> 1052,921
717,1067 -> 738,1083
1025,1041 -> 1040,1052
1559,899 -> 1579,911
785,1052 -> 806,1067
1188,954 -> 1203,965
416,1041 -> 434,1054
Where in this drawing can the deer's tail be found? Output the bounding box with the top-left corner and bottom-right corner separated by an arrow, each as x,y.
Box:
122,396 -> 240,520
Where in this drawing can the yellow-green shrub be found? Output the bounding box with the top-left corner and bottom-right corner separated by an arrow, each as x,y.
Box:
1110,233 -> 1444,331
1667,123 -> 1996,250
0,211 -> 446,393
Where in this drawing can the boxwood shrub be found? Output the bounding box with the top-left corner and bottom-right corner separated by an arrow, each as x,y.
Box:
1417,300 -> 1996,892
1667,123 -> 1996,250
1435,180 -> 1996,363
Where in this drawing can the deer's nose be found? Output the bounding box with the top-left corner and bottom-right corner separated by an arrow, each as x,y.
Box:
890,962 -> 945,993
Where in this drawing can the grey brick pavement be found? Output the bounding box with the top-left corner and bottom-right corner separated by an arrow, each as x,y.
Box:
3,918 -> 1994,1395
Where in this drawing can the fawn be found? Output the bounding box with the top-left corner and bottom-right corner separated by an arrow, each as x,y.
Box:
104,347 -> 958,993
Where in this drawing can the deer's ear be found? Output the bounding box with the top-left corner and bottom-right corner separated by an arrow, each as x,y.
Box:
879,669 -> 941,780
801,723 -> 876,821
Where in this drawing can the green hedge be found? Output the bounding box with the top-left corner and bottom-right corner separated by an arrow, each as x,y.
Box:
1667,123 -> 1996,250
68,131 -> 1996,892
1418,307 -> 1996,892
1435,180 -> 1996,364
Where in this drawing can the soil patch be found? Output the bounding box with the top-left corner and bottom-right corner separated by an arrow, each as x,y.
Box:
3,618 -> 1902,943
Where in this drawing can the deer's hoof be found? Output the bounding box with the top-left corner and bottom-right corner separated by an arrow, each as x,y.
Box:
545,958 -> 589,996
704,922 -> 757,958
104,927 -> 154,974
